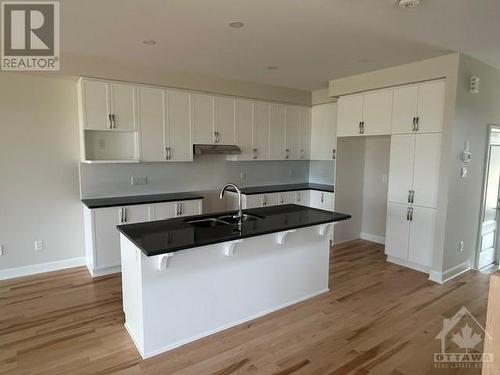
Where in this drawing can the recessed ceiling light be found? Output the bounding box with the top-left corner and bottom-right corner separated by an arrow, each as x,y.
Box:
398,0 -> 420,8
143,40 -> 157,46
267,66 -> 278,70
228,21 -> 244,28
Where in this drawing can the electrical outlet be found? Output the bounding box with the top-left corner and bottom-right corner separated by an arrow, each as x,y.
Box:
240,172 -> 246,181
459,240 -> 464,252
131,176 -> 148,186
0,244 -> 5,256
34,240 -> 44,251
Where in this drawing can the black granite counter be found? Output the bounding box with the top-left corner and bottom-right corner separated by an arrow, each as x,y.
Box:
82,192 -> 204,209
229,183 -> 334,195
117,204 -> 350,256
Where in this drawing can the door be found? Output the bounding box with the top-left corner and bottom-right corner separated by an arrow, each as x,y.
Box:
408,206 -> 436,268
285,105 -> 301,160
300,107 -> 312,159
270,104 -> 286,160
138,87 -> 165,161
192,93 -> 215,144
110,83 -> 136,130
337,94 -> 363,137
167,90 -> 192,161
385,202 -> 411,260
387,135 -> 415,205
412,134 -> 442,208
392,84 -> 418,134
93,207 -> 122,269
362,89 -> 393,135
82,80 -> 110,130
253,102 -> 270,160
478,144 -> 500,269
215,96 -> 235,144
416,80 -> 445,133
235,99 -> 254,160
311,103 -> 337,160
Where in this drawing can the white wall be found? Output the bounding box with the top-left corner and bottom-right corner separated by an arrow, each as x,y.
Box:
361,137 -> 390,241
0,73 -> 84,270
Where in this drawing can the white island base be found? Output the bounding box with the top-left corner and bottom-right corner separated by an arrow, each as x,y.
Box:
120,224 -> 332,358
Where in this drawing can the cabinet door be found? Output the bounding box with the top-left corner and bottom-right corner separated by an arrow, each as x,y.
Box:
270,104 -> 286,160
138,87 -> 165,161
279,192 -> 295,205
235,99 -> 254,160
300,107 -> 311,160
93,207 -> 121,269
192,93 -> 215,144
417,80 -> 445,133
82,80 -> 110,130
262,193 -> 279,207
385,202 -> 410,260
392,84 -> 418,134
215,96 -> 235,144
295,190 -> 310,206
167,90 -> 192,161
321,192 -> 334,212
337,94 -> 363,137
285,105 -> 301,160
243,194 -> 263,209
110,83 -> 136,130
153,202 -> 176,221
122,205 -> 150,224
176,200 -> 202,217
253,102 -> 270,160
412,134 -> 441,208
387,135 -> 415,205
311,103 -> 337,160
308,190 -> 323,210
408,206 -> 436,268
362,89 -> 393,135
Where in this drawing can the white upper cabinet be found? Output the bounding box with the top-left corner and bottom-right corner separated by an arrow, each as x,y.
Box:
138,87 -> 165,161
234,99 -> 254,160
337,94 -> 363,137
412,133 -> 442,208
387,134 -> 415,205
270,104 -> 286,160
299,107 -> 312,160
110,83 -> 137,130
214,96 -> 235,144
311,102 -> 337,160
82,79 -> 111,130
362,88 -> 393,135
392,80 -> 445,134
253,102 -> 270,160
417,80 -> 445,133
192,93 -> 215,144
166,90 -> 192,161
285,105 -> 301,160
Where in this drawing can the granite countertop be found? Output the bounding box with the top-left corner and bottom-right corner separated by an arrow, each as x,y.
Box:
228,183 -> 334,195
117,204 -> 350,256
81,192 -> 204,209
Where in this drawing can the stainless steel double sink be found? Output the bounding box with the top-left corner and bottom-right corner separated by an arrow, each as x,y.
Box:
185,213 -> 262,228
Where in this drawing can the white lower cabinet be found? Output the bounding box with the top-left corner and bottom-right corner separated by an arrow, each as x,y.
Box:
309,190 -> 334,211
385,202 -> 410,261
84,199 -> 202,277
408,206 -> 436,268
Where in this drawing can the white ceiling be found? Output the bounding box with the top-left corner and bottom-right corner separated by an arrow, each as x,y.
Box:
61,0 -> 500,90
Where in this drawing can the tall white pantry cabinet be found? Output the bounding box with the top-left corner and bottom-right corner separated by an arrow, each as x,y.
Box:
336,79 -> 445,274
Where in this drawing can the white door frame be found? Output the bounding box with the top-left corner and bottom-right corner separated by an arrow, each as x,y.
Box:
475,124 -> 500,269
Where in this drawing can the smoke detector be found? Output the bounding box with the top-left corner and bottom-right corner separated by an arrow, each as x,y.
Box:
398,0 -> 420,8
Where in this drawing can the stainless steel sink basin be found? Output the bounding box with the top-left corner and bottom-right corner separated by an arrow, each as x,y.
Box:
184,217 -> 228,228
218,214 -> 261,225
184,213 -> 263,228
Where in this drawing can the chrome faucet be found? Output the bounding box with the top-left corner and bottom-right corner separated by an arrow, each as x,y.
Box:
219,183 -> 243,219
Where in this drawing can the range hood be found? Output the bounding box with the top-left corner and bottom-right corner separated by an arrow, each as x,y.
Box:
193,144 -> 242,155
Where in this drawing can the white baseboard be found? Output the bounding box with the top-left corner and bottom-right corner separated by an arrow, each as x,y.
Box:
0,257 -> 86,281
386,256 -> 430,274
360,232 -> 385,245
428,260 -> 471,284
87,265 -> 121,278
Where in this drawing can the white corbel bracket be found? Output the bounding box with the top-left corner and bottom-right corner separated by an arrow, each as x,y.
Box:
224,239 -> 244,256
318,223 -> 333,238
157,253 -> 174,271
275,229 -> 296,245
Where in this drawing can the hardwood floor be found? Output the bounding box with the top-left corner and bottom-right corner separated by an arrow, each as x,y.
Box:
0,240 -> 493,374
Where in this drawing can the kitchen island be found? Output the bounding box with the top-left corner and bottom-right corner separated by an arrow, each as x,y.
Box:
117,204 -> 350,358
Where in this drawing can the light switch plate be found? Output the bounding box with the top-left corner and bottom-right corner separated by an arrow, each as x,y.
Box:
131,176 -> 148,185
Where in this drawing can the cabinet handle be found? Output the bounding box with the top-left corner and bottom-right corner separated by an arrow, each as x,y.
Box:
214,131 -> 220,143
252,148 -> 258,159
300,149 -> 304,159
111,114 -> 116,128
321,193 -> 324,203
415,117 -> 420,132
285,149 -> 290,159
408,190 -> 412,203
412,117 -> 416,131
332,149 -> 336,160
120,208 -> 127,223
280,194 -> 284,204
178,202 -> 183,216
406,207 -> 410,221
296,192 -> 301,202
409,207 -> 414,221
108,114 -> 113,129
411,190 -> 415,204
262,195 -> 267,206
359,122 -> 363,134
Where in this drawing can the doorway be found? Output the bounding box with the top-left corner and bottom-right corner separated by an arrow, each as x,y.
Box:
477,126 -> 500,269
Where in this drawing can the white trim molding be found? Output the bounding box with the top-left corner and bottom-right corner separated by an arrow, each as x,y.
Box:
360,233 -> 385,245
0,257 -> 86,281
386,256 -> 430,274
428,260 -> 472,284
